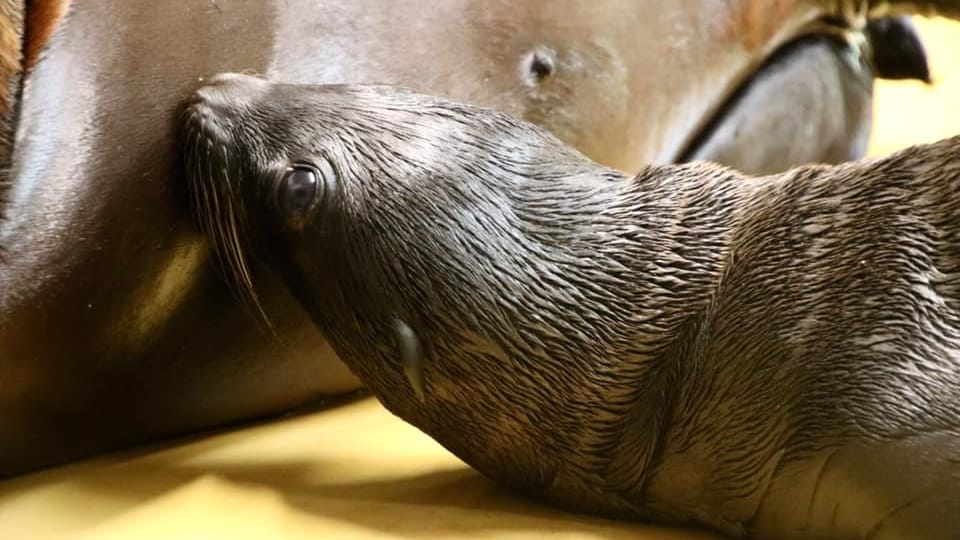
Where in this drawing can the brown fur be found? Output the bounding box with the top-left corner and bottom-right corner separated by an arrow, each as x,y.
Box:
0,0 -> 23,159
0,2 -> 23,106
864,0 -> 960,19
24,0 -> 69,69
726,0 -> 800,51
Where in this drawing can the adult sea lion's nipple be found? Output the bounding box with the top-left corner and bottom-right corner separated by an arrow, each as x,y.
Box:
392,318 -> 427,402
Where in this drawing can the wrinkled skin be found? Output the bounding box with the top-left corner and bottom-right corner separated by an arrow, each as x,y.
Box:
0,0 -> 951,475
181,76 -> 960,540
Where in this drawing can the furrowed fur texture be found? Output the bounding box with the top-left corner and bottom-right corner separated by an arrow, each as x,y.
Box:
182,75 -> 960,539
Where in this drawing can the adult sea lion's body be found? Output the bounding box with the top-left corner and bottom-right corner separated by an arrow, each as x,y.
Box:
182,75 -> 960,539
0,0 -> 953,475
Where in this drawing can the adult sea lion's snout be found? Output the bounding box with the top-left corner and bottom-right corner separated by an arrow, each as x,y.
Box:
181,77 -> 960,539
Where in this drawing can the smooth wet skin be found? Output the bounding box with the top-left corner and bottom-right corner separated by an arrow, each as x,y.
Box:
0,0 -> 954,475
182,75 -> 960,539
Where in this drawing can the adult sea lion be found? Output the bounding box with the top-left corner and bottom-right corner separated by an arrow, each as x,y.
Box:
0,0 -> 949,476
181,74 -> 960,539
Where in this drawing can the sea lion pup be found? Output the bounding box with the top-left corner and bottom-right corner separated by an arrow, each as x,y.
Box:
180,72 -> 960,540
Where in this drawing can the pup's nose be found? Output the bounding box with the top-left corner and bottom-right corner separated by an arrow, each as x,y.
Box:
190,72 -> 269,110
204,72 -> 268,90
182,72 -> 269,143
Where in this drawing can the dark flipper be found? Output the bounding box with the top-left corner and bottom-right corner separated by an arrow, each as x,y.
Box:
867,16 -> 932,83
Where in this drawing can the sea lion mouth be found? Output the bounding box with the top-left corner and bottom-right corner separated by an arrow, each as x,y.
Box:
179,76 -> 273,331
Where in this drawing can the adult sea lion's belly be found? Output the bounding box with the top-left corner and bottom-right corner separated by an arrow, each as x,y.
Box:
0,0 -> 903,474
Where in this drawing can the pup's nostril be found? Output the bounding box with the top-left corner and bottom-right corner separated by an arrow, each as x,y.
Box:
181,91 -> 236,149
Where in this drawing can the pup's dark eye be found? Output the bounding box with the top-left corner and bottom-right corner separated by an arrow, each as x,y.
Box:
279,166 -> 319,216
275,160 -> 334,229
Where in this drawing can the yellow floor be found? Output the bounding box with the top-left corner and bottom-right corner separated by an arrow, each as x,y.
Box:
1,16 -> 958,540
0,399 -> 720,540
0,399 -> 709,540
868,17 -> 960,156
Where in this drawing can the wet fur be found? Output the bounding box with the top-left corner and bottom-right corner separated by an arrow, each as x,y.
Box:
182,79 -> 960,539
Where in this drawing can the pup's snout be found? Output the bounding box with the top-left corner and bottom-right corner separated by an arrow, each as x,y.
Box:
188,72 -> 268,113
201,72 -> 268,94
182,72 -> 269,148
